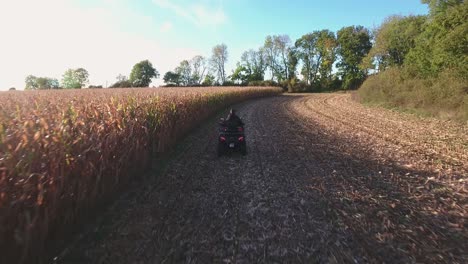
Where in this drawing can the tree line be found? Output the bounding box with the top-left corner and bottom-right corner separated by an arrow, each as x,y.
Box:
24,60 -> 159,90
358,0 -> 467,120
360,0 -> 466,80
23,0 -> 466,94
23,28 -> 374,92
163,28 -> 373,92
163,0 -> 466,92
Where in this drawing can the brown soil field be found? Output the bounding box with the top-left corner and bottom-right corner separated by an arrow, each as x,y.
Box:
56,93 -> 467,263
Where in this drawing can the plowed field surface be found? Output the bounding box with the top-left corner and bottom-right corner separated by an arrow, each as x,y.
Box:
58,93 -> 467,263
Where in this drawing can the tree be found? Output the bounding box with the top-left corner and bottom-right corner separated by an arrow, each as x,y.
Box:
163,71 -> 181,86
242,49 -> 268,81
363,15 -> 426,72
37,77 -> 59,89
422,0 -> 464,15
295,33 -> 318,85
316,30 -> 338,87
190,55 -> 208,85
230,64 -> 249,84
285,48 -> 302,92
129,60 -> 159,87
25,75 -> 60,90
287,48 -> 299,80
295,31 -> 338,86
9,87 -> 16,91
211,44 -> 228,84
25,75 -> 38,90
264,35 -> 293,82
175,60 -> 192,86
264,36 -> 280,81
61,68 -> 89,89
406,0 -> 467,78
110,74 -> 132,88
336,26 -> 372,89
202,74 -> 215,86
230,48 -> 267,85
275,35 -> 294,81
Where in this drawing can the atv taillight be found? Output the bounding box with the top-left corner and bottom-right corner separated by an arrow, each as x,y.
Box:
238,136 -> 244,141
220,136 -> 226,141
238,127 -> 243,132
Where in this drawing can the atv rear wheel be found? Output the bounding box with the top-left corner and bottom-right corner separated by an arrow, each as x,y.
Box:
217,143 -> 224,157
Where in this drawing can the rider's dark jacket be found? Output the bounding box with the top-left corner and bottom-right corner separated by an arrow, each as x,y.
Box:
226,113 -> 244,127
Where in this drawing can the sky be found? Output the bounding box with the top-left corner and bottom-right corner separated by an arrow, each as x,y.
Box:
0,0 -> 429,90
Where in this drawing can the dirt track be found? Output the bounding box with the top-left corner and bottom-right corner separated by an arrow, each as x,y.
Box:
58,94 -> 467,263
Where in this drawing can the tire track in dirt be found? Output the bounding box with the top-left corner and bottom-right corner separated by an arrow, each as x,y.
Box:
57,94 -> 467,263
283,94 -> 467,263
303,94 -> 467,171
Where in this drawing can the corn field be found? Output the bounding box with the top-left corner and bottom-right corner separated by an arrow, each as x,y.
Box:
0,87 -> 281,263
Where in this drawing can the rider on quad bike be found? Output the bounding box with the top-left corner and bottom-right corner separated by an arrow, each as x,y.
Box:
225,109 -> 244,127
218,109 -> 247,156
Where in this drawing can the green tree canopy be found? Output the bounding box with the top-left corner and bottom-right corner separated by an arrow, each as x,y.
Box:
230,64 -> 249,84
295,30 -> 337,86
175,60 -> 192,86
422,0 -> 464,15
406,0 -> 467,78
241,49 -> 267,82
364,15 -> 426,72
202,74 -> 215,86
129,60 -> 159,87
295,33 -> 319,85
231,48 -> 267,85
25,75 -> 60,90
163,71 -> 182,86
164,56 -> 209,86
61,68 -> 89,89
336,25 -> 372,89
287,48 -> 299,81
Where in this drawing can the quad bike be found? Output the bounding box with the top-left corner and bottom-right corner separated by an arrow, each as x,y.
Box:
217,118 -> 247,157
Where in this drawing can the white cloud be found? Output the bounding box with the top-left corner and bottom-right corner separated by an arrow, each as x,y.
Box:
153,0 -> 227,27
0,0 -> 201,89
160,21 -> 174,33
